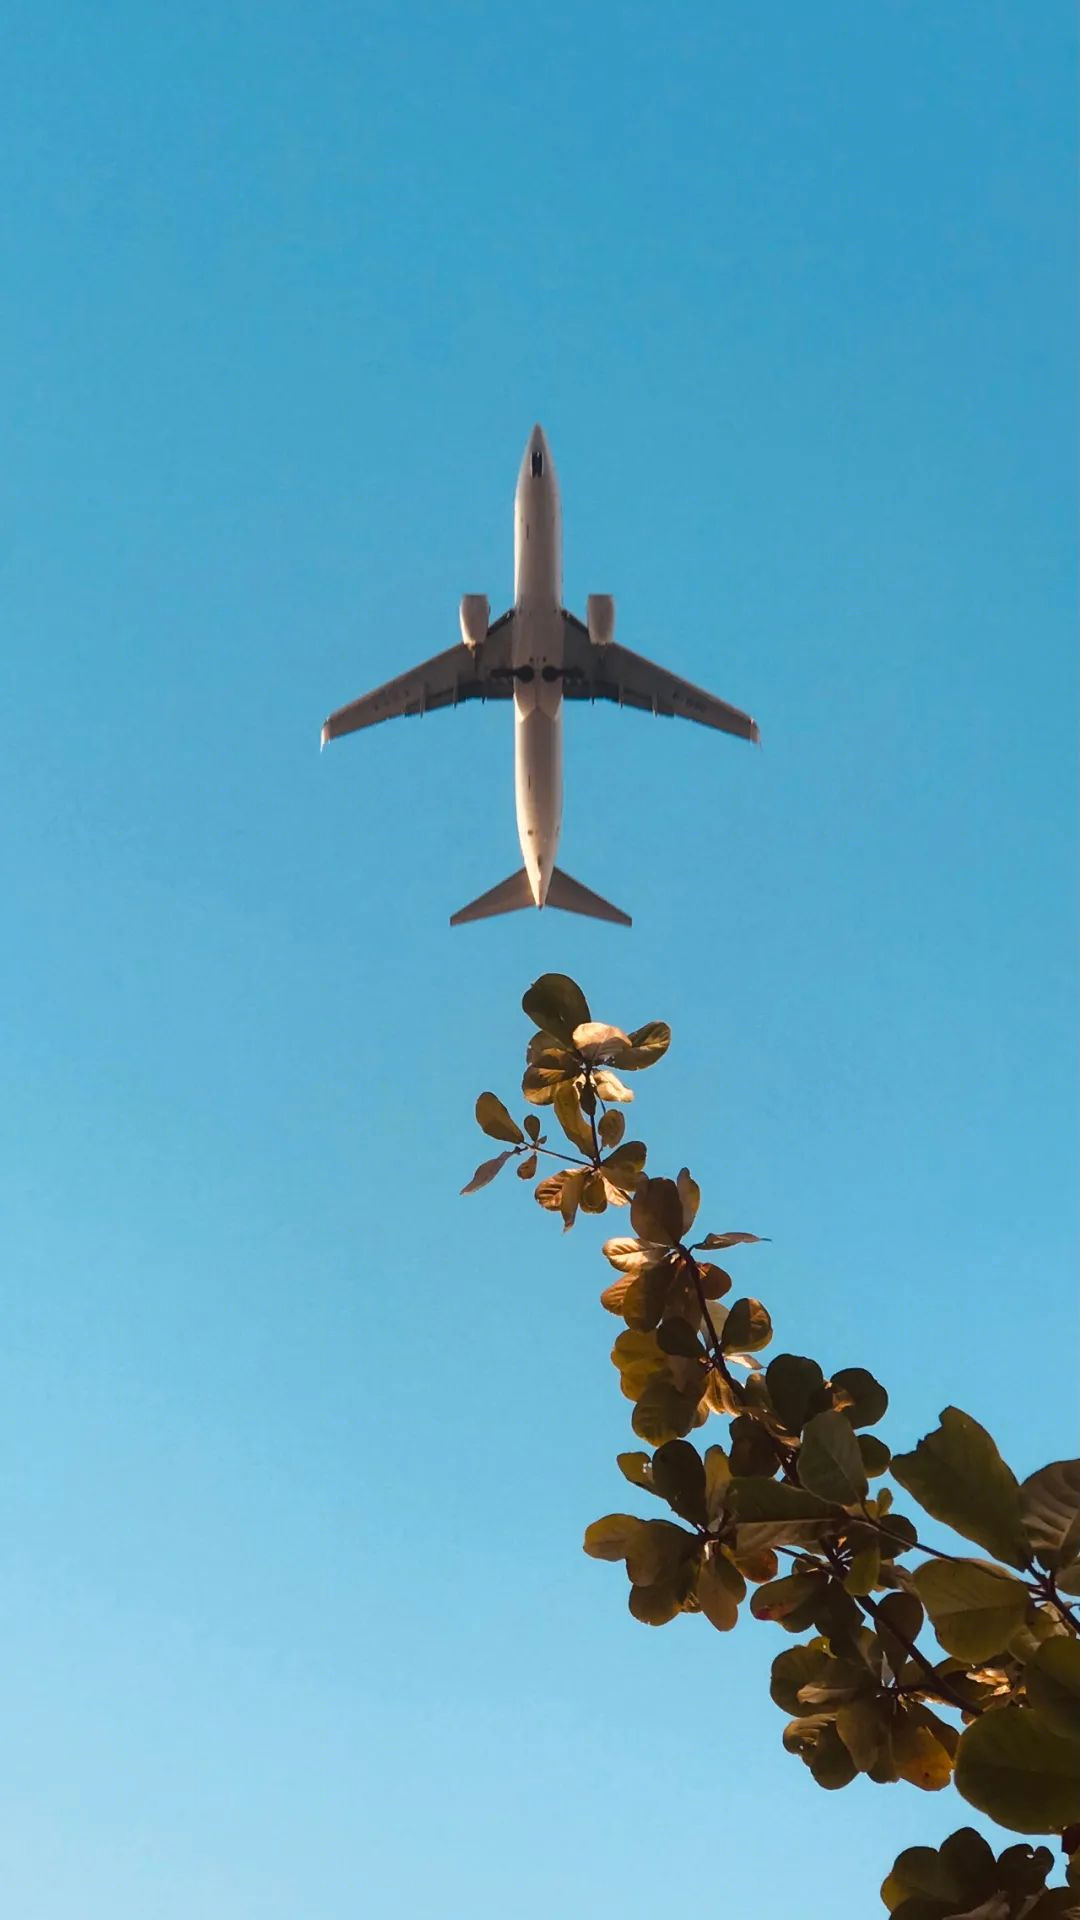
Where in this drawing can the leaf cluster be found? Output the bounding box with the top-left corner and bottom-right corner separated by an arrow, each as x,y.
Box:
466,976 -> 1080,1909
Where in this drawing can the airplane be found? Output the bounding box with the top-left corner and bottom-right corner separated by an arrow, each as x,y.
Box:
320,425 -> 759,927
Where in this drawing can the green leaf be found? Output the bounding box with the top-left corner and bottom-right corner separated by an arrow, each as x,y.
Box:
631,1376 -> 702,1445
729,1477 -> 834,1529
598,1107 -> 625,1150
936,1829 -> 998,1901
704,1446 -> 731,1522
695,1548 -> 745,1630
630,1177 -> 684,1247
616,1452 -> 654,1493
460,1149 -> 514,1194
765,1355 -> 825,1434
835,1695 -> 889,1773
891,1705 -> 956,1791
582,1514 -> 648,1562
830,1366 -> 889,1428
721,1297 -> 773,1354
782,1715 -> 858,1789
880,1844 -> 962,1911
956,1704 -> 1080,1832
798,1410 -> 869,1505
875,1590 -> 926,1679
623,1518 -> 699,1587
650,1439 -> 707,1525
912,1558 -> 1029,1663
604,1020 -> 671,1071
553,1080 -> 594,1155
891,1408 -> 1028,1570
1026,1638 -> 1080,1743
751,1572 -> 825,1626
729,1416 -> 780,1478
521,974 -> 591,1046
1020,1460 -> 1080,1573
628,1577 -> 687,1625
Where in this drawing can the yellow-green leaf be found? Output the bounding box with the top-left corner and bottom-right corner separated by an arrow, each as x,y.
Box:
892,1408 -> 1028,1570
474,1091 -> 525,1144
1026,1638 -> 1080,1743
955,1704 -> 1080,1832
1020,1460 -> 1080,1573
582,1514 -> 648,1562
891,1707 -> 956,1791
912,1558 -> 1029,1662
696,1548 -> 744,1630
798,1410 -> 869,1505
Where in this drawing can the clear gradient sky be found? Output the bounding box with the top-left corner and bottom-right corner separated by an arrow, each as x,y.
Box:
1,4 -> 1076,1916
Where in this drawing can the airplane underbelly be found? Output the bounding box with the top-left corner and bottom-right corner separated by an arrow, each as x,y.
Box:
514,707 -> 563,900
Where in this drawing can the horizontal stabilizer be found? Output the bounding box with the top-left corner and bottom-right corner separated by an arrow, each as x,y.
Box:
546,866 -> 631,927
450,868 -> 536,925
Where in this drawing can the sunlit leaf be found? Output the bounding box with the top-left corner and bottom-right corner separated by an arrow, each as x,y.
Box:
522,974 -> 591,1045
553,1080 -> 595,1155
623,1517 -> 699,1587
569,1022 -> 630,1063
1026,1638 -> 1080,1743
579,1171 -> 608,1213
891,1705 -> 956,1791
604,1020 -> 671,1071
892,1408 -> 1028,1570
721,1297 -> 773,1354
844,1542 -> 880,1595
783,1715 -> 858,1790
616,1452 -> 655,1493
912,1558 -> 1029,1663
474,1091 -> 525,1144
582,1514 -> 648,1562
599,1274 -> 633,1316
696,1547 -> 745,1630
559,1168 -> 586,1229
592,1068 -> 634,1103
460,1149 -> 514,1194
598,1108 -> 626,1150
1020,1460 -> 1080,1573
798,1410 -> 869,1506
601,1234 -> 665,1274
522,1062 -> 572,1105
955,1704 -> 1080,1832
632,1376 -> 703,1446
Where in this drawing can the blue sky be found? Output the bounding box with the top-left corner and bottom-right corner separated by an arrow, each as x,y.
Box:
0,3 -> 1075,1914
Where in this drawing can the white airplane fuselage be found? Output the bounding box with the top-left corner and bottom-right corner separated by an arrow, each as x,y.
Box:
512,426 -> 564,905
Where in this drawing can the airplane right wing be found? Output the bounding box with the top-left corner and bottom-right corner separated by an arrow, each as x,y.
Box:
321,611 -> 515,745
560,613 -> 759,743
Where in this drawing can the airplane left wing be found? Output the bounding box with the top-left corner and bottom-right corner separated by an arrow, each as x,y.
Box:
321,612 -> 515,745
561,612 -> 759,743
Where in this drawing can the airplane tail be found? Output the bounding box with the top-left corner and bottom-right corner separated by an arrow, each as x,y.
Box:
450,866 -> 631,928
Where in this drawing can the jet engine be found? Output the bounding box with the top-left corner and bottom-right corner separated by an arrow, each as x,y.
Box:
459,594 -> 490,651
586,594 -> 615,647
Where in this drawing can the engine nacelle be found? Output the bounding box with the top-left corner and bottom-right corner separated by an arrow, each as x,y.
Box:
586,593 -> 615,647
459,594 -> 490,651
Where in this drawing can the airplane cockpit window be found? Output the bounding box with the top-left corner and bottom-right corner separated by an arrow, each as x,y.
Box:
531,449 -> 544,477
